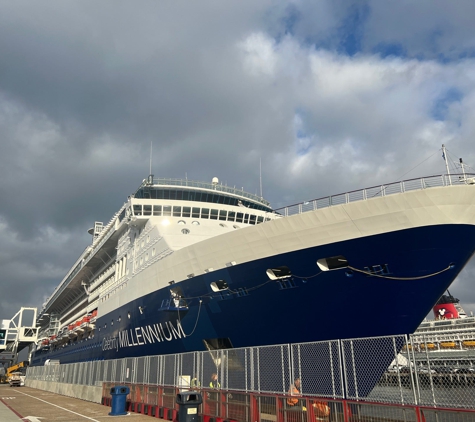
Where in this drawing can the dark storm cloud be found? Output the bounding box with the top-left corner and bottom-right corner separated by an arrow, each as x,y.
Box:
1,0 -> 475,320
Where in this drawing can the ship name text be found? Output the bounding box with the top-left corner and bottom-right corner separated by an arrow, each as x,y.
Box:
102,320 -> 186,352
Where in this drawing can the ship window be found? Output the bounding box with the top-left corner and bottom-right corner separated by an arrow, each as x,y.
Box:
219,210 -> 227,221
201,208 -> 210,219
183,207 -> 191,218
192,207 -> 200,218
257,216 -> 264,223
192,221 -> 200,225
219,223 -> 227,228
210,209 -> 219,220
143,205 -> 152,216
316,255 -> 348,271
163,206 -> 172,216
173,206 -> 181,217
153,205 -> 162,216
128,312 -> 131,319
133,205 -> 142,216
233,225 -> 240,229
236,213 -> 243,223
244,214 -> 249,224
145,253 -> 149,261
118,316 -> 121,322
152,248 -> 156,256
111,320 -> 114,326
227,211 -> 235,222
178,220 -> 186,225
182,228 -> 190,234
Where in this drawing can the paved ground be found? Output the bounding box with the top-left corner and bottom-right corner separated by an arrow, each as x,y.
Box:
0,384 -> 158,421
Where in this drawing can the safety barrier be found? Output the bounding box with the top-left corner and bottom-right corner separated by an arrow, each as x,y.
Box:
27,334 -> 475,416
100,382 -> 475,421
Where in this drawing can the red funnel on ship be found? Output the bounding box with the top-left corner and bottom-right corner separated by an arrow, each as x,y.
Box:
433,291 -> 467,320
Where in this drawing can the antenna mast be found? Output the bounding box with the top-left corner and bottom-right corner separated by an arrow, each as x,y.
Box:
149,141 -> 153,175
442,144 -> 451,186
259,158 -> 263,198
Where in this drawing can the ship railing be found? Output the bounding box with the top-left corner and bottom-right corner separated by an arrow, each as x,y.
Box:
139,177 -> 271,206
276,173 -> 475,216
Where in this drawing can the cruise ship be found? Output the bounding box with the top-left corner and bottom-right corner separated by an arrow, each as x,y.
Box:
31,169 -> 475,378
405,294 -> 475,368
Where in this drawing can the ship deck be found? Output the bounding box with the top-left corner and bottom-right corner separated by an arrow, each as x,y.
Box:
0,384 -> 161,422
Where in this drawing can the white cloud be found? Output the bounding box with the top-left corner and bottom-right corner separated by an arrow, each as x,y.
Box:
239,32 -> 278,78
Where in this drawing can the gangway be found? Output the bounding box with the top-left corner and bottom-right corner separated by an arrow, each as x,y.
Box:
0,307 -> 38,368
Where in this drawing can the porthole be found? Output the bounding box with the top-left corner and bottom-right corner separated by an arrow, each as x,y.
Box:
111,320 -> 114,326
152,248 -> 156,256
192,221 -> 200,225
178,220 -> 186,225
104,323 -> 107,328
182,228 -> 190,235
128,312 -> 131,319
118,316 -> 122,322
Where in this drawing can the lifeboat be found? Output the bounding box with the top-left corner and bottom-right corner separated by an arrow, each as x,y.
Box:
50,335 -> 57,343
41,339 -> 49,345
463,340 -> 475,347
420,343 -> 436,350
73,319 -> 84,333
440,341 -> 456,348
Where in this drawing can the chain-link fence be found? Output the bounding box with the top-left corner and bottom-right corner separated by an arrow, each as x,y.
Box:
26,334 -> 475,410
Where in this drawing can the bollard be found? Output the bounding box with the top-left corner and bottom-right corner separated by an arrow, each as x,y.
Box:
109,385 -> 130,416
176,391 -> 202,422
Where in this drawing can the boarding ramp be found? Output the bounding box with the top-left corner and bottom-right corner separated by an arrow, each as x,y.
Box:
0,307 -> 38,367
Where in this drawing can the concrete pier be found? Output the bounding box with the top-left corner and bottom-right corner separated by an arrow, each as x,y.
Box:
0,384 -> 160,421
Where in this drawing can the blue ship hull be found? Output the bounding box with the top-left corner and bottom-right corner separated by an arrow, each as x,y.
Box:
32,223 -> 475,366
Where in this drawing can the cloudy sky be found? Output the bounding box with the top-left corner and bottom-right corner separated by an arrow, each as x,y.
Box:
1,0 -> 475,323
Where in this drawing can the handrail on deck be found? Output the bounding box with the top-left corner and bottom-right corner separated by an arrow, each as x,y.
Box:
275,173 -> 475,217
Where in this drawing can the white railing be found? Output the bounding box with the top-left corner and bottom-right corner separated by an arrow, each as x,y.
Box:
276,173 -> 475,216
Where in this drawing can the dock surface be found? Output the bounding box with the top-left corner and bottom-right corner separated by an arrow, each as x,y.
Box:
0,385 -> 157,421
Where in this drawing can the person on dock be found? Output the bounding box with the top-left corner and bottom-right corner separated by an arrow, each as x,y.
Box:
287,378 -> 303,407
287,378 -> 330,420
209,373 -> 220,389
191,374 -> 201,390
